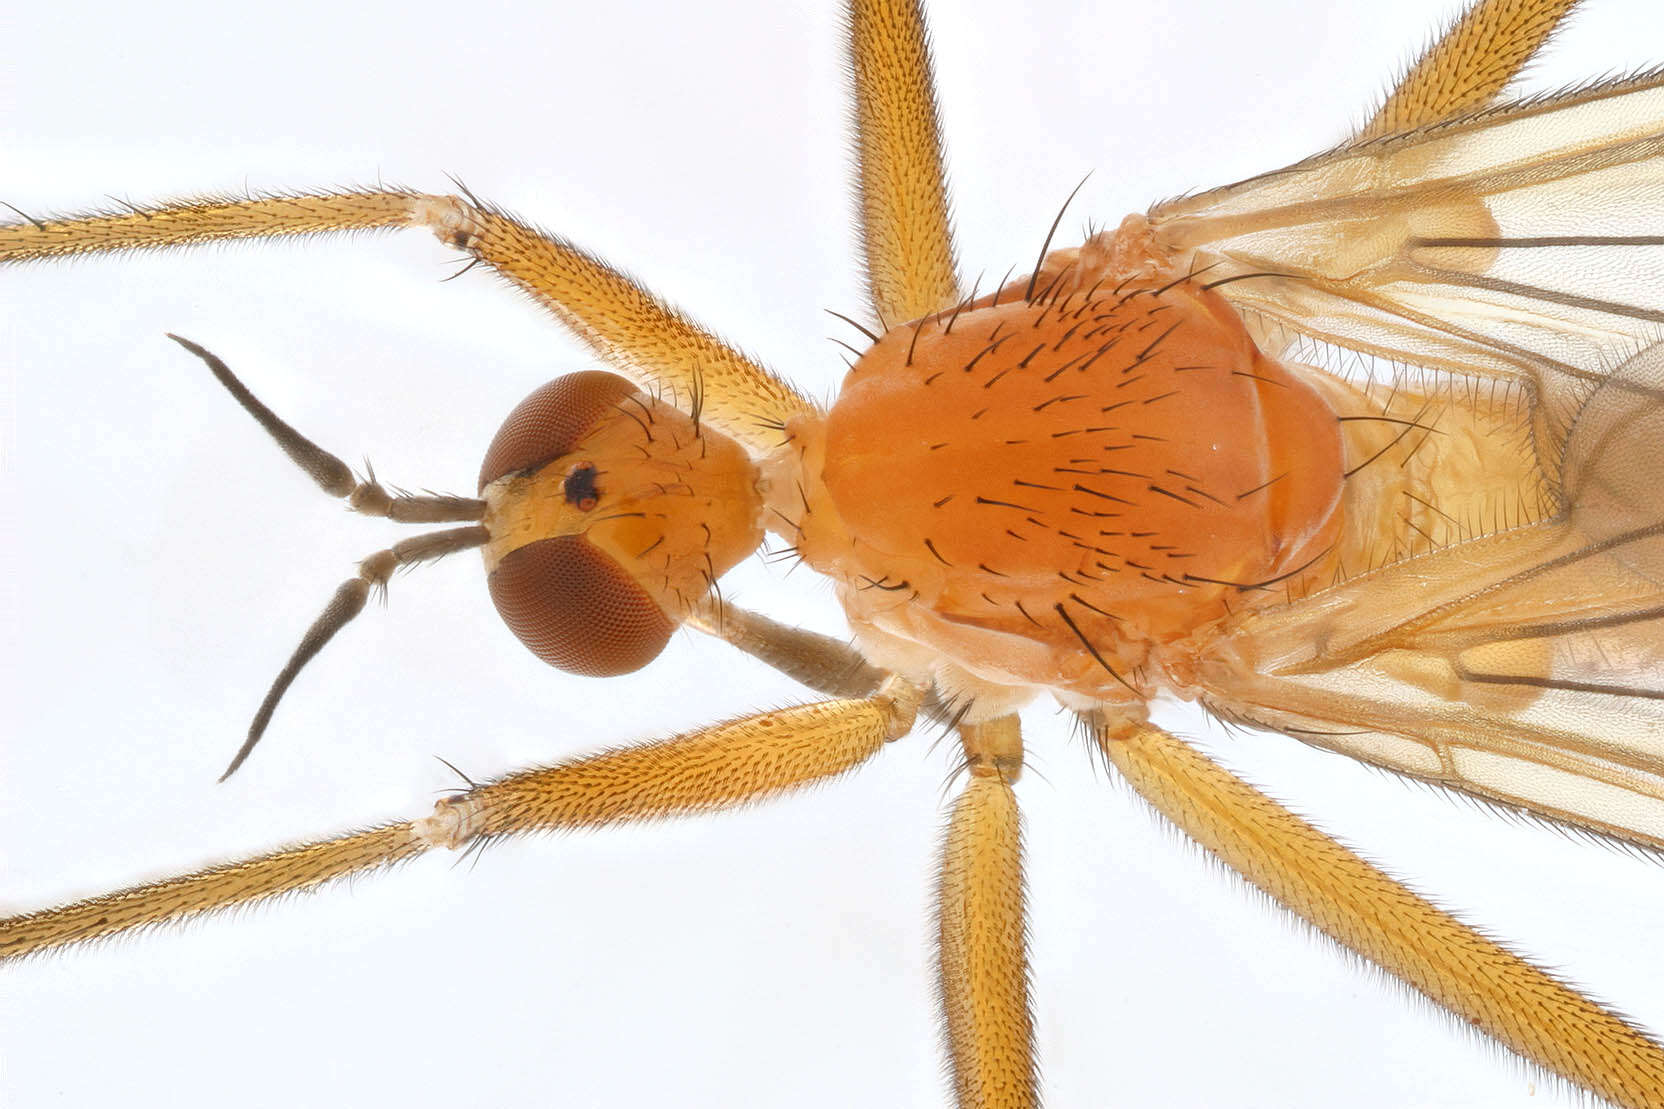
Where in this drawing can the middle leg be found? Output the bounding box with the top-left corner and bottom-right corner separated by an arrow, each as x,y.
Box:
937,715 -> 1037,1109
1,680 -> 923,963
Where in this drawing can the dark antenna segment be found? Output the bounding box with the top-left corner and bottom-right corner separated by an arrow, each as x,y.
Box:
168,335 -> 489,780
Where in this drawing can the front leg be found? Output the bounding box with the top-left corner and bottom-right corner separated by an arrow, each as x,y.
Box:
0,189 -> 812,452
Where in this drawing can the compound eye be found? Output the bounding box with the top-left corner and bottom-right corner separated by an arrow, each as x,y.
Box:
479,371 -> 638,491
487,534 -> 675,675
481,372 -> 674,675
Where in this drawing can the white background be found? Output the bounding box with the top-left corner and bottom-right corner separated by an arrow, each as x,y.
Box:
6,1 -> 1664,1106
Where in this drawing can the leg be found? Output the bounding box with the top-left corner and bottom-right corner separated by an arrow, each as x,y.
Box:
687,598 -> 967,729
848,0 -> 960,325
1361,0 -> 1581,138
0,190 -> 810,453
937,715 -> 1036,1109
686,598 -> 886,699
1095,716 -> 1664,1109
0,680 -> 921,962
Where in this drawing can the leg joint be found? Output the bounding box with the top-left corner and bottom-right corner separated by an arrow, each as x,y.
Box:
874,674 -> 924,741
413,194 -> 481,252
959,715 -> 1024,782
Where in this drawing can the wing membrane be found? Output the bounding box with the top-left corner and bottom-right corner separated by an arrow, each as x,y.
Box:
1196,508 -> 1664,849
1150,73 -> 1664,417
1152,74 -> 1664,848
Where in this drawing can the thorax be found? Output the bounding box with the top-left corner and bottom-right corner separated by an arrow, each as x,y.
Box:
768,230 -> 1349,717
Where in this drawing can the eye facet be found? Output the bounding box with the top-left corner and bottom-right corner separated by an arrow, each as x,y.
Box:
478,371 -> 636,491
486,534 -> 675,676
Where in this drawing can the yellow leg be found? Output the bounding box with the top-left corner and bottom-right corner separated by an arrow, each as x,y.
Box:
0,682 -> 920,962
0,189 -> 812,453
1362,0 -> 1581,138
1097,718 -> 1664,1109
848,0 -> 961,326
938,716 -> 1035,1109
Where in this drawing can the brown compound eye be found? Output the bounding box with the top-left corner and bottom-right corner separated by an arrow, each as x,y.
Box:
478,371 -> 637,491
487,535 -> 674,676
480,371 -> 675,676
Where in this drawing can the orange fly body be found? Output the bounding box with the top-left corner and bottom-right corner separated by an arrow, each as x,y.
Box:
7,1 -> 1664,1107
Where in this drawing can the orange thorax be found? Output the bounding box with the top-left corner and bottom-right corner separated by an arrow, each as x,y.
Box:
786,264 -> 1344,705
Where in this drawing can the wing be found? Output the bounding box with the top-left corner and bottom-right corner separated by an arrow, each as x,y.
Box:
1194,340 -> 1664,849
1149,72 -> 1664,445
1152,76 -> 1664,849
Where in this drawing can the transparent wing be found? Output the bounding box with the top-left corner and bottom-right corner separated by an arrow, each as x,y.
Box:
1150,72 -> 1664,442
1155,72 -> 1664,847
1195,344 -> 1664,850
